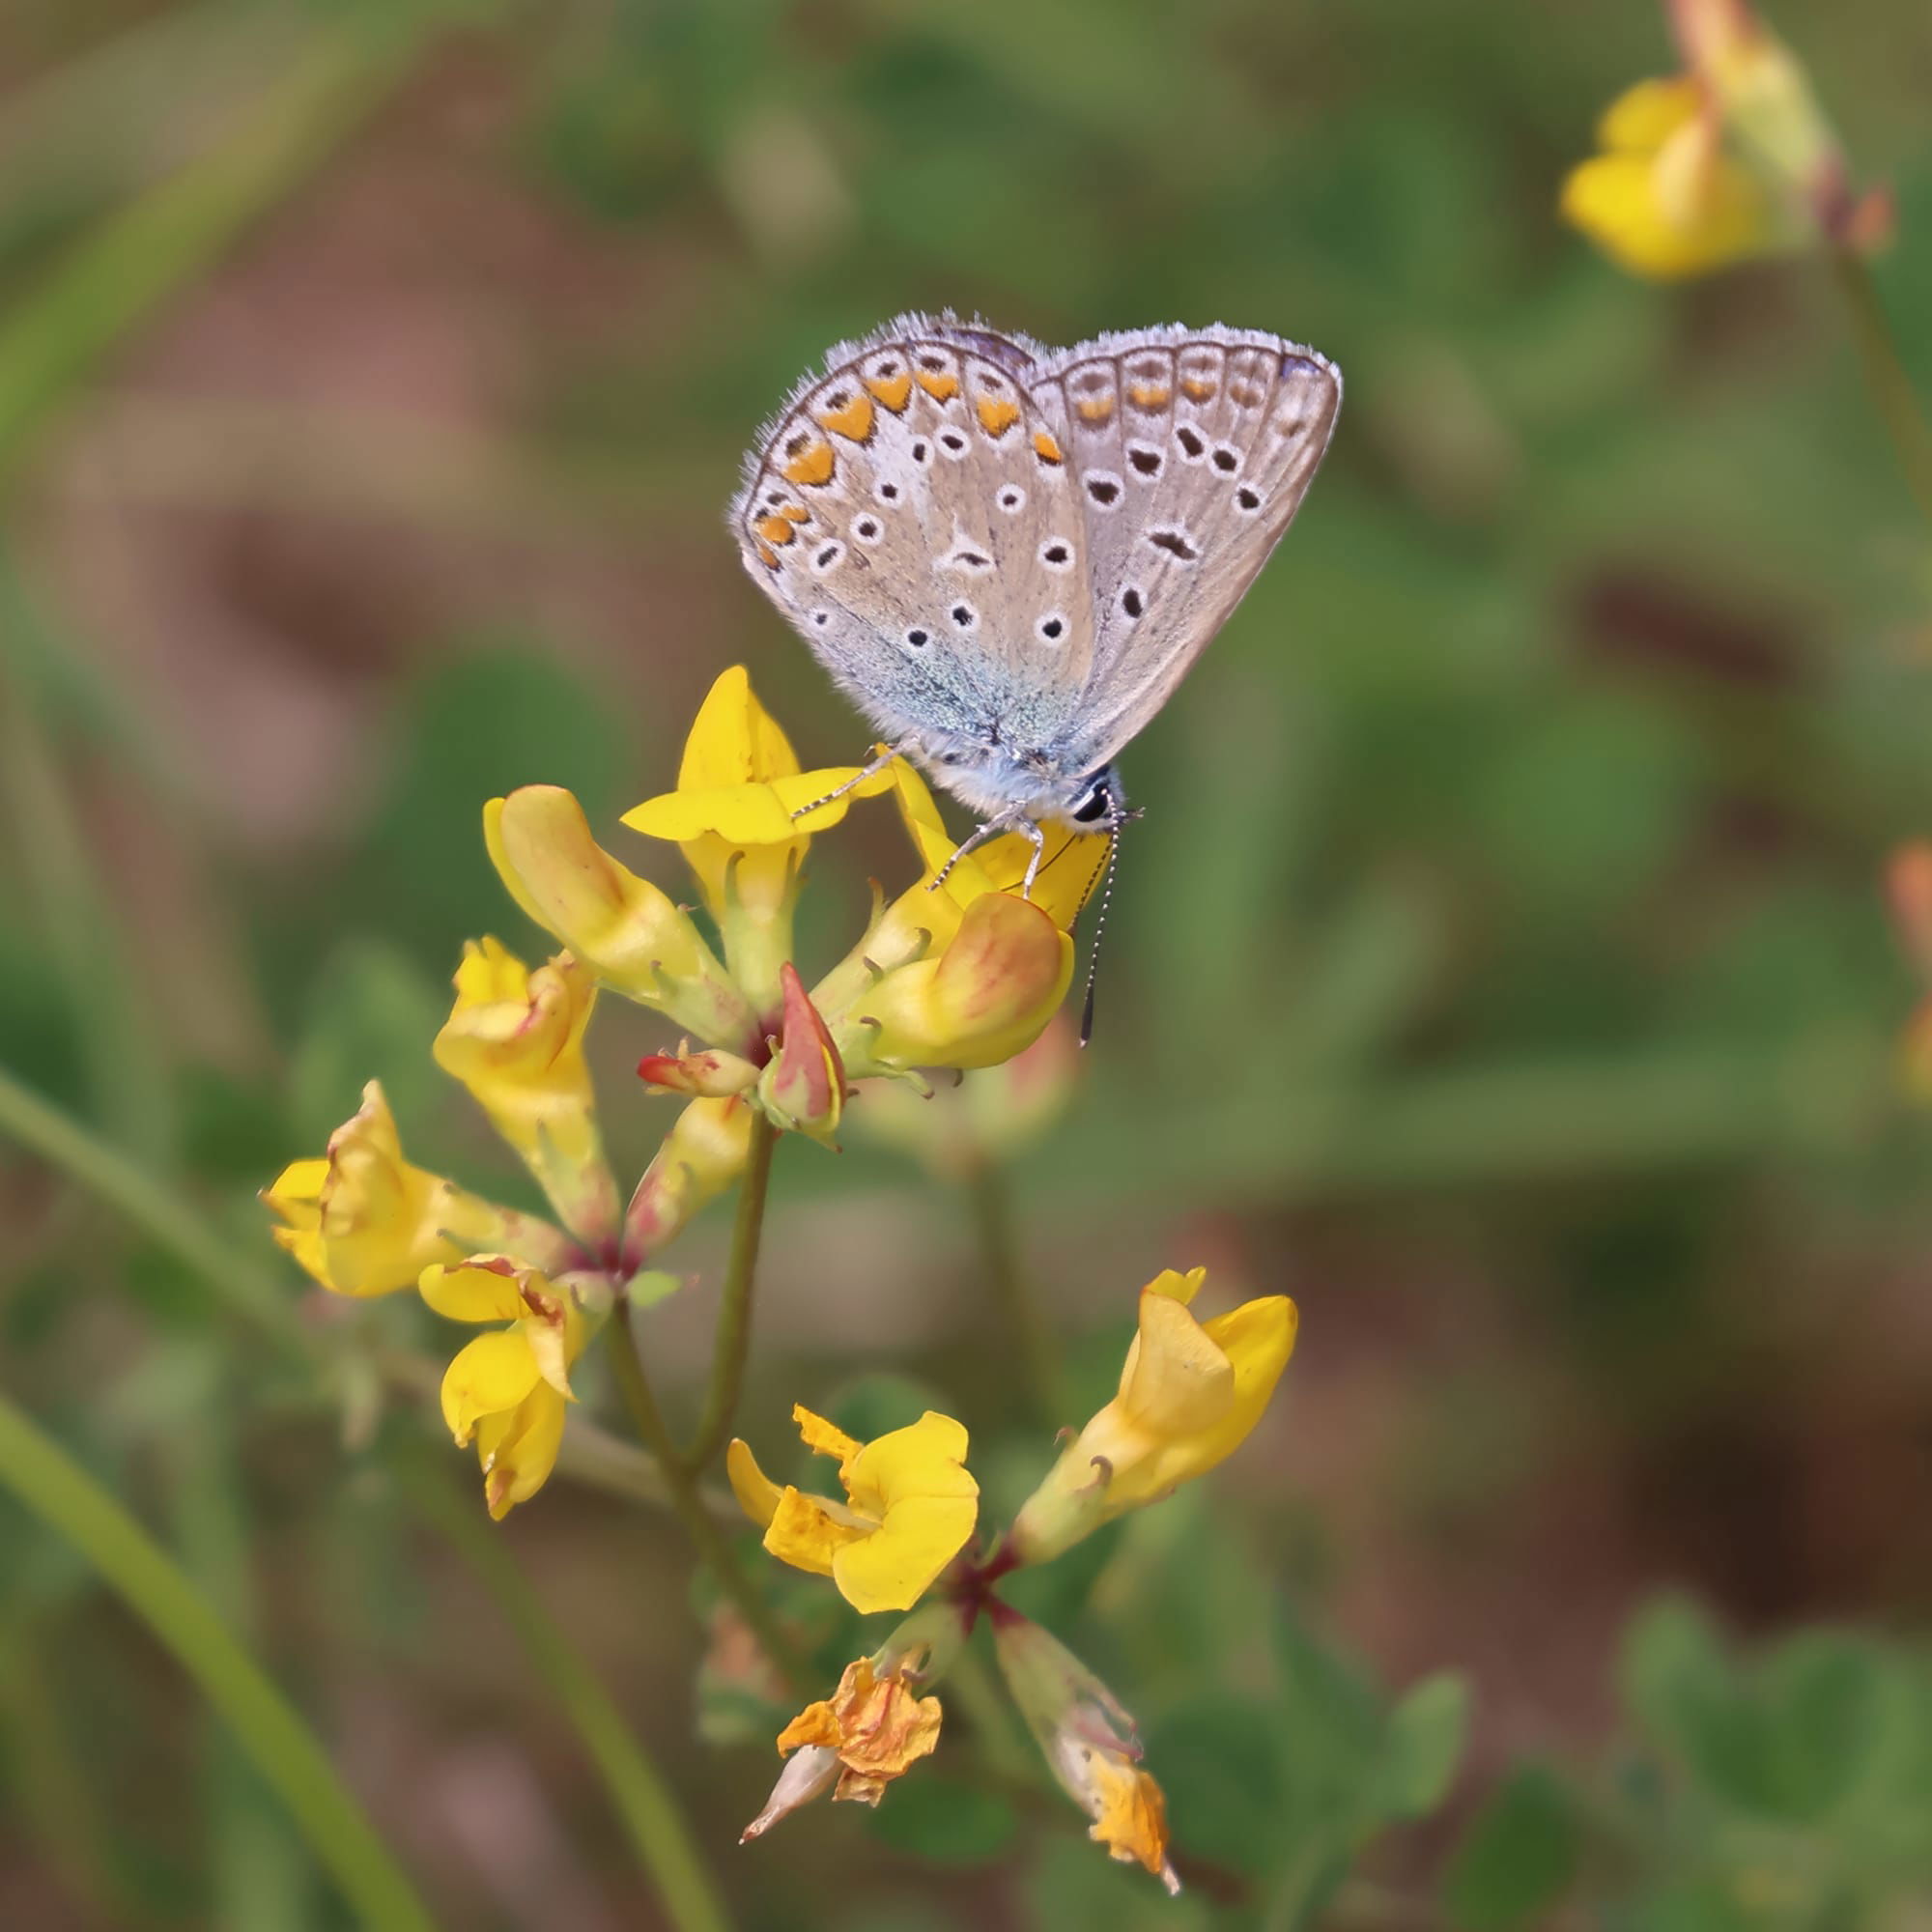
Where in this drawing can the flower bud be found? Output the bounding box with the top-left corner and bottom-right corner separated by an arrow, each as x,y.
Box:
834,893 -> 1071,1078
485,785 -> 758,1053
637,1046 -> 759,1098
756,963 -> 845,1142
622,1095 -> 756,1264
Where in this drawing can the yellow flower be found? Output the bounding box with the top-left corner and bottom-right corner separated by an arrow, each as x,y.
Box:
1561,0 -> 1869,281
485,784 -> 758,1053
261,1081 -> 569,1297
622,1094 -> 756,1264
419,1256 -> 587,1519
993,1615 -> 1179,1894
432,939 -> 617,1243
727,1406 -> 979,1614
1010,1267 -> 1296,1565
1561,77 -> 1783,280
623,667 -> 898,1016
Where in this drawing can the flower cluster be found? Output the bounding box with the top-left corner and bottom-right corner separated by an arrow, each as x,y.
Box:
732,1264 -> 1298,1891
1561,0 -> 1888,281
263,668 -> 1107,1516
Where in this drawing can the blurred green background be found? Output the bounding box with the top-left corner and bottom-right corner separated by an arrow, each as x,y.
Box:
4,0 -> 1932,1926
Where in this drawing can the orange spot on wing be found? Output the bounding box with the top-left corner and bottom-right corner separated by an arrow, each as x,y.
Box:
755,516 -> 797,545
1033,431 -> 1065,465
782,441 -> 836,487
1075,395 -> 1116,425
754,540 -> 781,569
780,502 -> 810,522
818,393 -> 875,441
1127,382 -> 1171,411
1179,376 -> 1218,401
916,370 -> 960,402
976,395 -> 1021,437
866,372 -> 914,412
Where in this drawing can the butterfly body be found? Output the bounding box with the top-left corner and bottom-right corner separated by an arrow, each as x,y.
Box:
731,314 -> 1340,838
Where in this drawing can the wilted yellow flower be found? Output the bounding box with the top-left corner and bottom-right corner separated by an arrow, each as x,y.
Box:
419,1256 -> 587,1519
728,1406 -> 979,1614
1561,0 -> 1876,281
993,1615 -> 1179,1894
1010,1267 -> 1296,1565
262,1081 -> 569,1297
486,784 -> 758,1052
432,939 -> 617,1243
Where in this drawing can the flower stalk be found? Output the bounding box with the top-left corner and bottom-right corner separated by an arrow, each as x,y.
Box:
1828,249 -> 1932,530
681,1111 -> 780,1472
602,1296 -> 810,1694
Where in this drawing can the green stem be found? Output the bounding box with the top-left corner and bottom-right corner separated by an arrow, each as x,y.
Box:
1830,249 -> 1932,529
965,1160 -> 1068,1428
0,1392 -> 437,1932
603,1302 -> 811,1694
680,1111 -> 778,1472
402,1462 -> 732,1932
0,1063 -> 298,1346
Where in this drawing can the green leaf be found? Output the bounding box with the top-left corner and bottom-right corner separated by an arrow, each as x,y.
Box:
1442,1766 -> 1578,1932
1619,1594 -> 1776,1815
1375,1671 -> 1471,1820
865,1776 -> 1016,1863
1145,1692 -> 1284,1873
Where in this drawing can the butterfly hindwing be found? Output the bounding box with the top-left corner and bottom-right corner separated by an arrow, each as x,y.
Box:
1026,327 -> 1341,770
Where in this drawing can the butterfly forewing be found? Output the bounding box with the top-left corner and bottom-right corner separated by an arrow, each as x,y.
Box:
1027,327 -> 1340,770
732,320 -> 1096,751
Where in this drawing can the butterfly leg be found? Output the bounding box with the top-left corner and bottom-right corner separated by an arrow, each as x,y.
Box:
927,810 -> 1022,893
1017,816 -> 1046,898
787,743 -> 908,822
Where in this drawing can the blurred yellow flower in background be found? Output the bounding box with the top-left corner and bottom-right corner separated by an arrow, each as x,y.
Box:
728,1406 -> 979,1613
1561,0 -> 1885,280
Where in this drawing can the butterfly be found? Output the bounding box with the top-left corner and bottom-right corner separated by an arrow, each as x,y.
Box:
729,314 -> 1341,888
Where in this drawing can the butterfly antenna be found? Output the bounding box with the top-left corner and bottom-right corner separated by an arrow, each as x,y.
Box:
1079,801 -> 1130,1048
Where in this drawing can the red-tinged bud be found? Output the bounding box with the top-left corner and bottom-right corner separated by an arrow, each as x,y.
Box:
637,1045 -> 760,1097
757,963 -> 845,1142
1887,842 -> 1932,980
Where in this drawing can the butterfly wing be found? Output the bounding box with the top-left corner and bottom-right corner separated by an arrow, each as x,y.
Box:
731,316 -> 1097,753
1025,327 -> 1341,771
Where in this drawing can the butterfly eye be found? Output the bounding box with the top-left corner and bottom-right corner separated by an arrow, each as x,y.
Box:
1070,777 -> 1115,823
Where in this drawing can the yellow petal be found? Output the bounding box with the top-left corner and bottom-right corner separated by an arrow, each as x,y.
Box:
624,783 -> 804,846
475,1383 -> 568,1520
1560,144 -> 1779,280
792,1404 -> 864,1474
678,666 -> 803,790
764,1487 -> 869,1578
1598,74 -> 1703,153
1087,1758 -> 1175,1884
727,1438 -> 784,1528
440,1329 -> 543,1445
832,1493 -> 979,1614
419,1258 -> 530,1326
1120,1291 -> 1236,1438
1143,1266 -> 1207,1307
